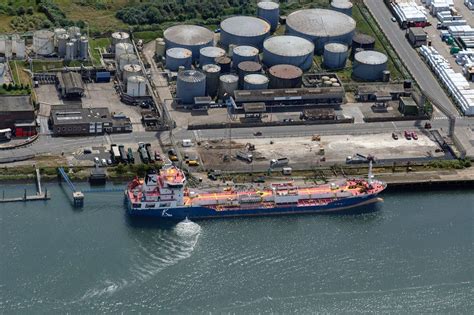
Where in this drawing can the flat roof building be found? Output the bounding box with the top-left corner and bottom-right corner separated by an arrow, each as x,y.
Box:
0,95 -> 35,130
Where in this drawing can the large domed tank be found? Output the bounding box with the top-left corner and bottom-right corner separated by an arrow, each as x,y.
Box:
286,9 -> 356,54
257,1 -> 280,32
353,50 -> 388,81
165,47 -> 192,71
268,64 -> 303,89
176,70 -> 207,104
232,45 -> 260,69
33,30 -> 54,55
220,16 -> 271,50
323,42 -> 349,69
262,35 -> 314,71
164,25 -> 214,61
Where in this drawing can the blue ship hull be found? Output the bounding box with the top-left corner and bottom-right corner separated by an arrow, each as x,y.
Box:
126,194 -> 383,221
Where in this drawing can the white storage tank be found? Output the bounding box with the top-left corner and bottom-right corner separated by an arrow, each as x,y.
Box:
220,16 -> 271,50
199,46 -> 226,67
323,42 -> 349,69
127,75 -> 147,97
262,35 -> 314,71
54,28 -> 67,46
13,36 -> 25,59
79,36 -> 89,60
68,26 -> 81,39
353,50 -> 388,81
330,0 -> 353,16
155,38 -> 166,57
202,64 -> 221,98
257,1 -> 280,32
219,74 -> 239,99
243,73 -> 269,90
166,47 -> 192,71
232,45 -> 259,69
33,30 -> 55,55
65,42 -> 76,61
119,53 -> 139,71
111,32 -> 130,50
164,25 -> 214,61
57,33 -> 69,58
286,9 -> 356,54
176,70 -> 207,104
115,42 -> 134,61
122,64 -> 142,82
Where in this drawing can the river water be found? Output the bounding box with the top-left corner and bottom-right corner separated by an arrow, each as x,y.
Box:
0,183 -> 472,313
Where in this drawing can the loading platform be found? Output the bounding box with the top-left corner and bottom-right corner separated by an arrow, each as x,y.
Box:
0,166 -> 50,203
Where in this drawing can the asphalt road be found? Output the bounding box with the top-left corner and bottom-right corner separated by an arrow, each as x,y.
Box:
364,0 -> 459,117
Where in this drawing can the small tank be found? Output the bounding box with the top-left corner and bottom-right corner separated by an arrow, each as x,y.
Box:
166,47 -> 192,71
323,43 -> 348,69
65,42 -> 75,61
215,56 -> 232,73
257,1 -> 280,32
122,64 -> 142,83
127,75 -> 147,97
268,64 -> 303,89
115,42 -> 134,61
232,45 -> 259,69
202,64 -> 221,98
119,53 -> 139,71
155,38 -> 166,58
219,74 -> 239,99
237,61 -> 262,88
243,74 -> 269,90
57,33 -> 69,58
199,46 -> 226,67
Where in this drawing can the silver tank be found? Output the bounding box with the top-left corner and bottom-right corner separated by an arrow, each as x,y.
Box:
166,47 -> 192,71
220,16 -> 271,50
257,1 -> 280,32
199,46 -> 226,67
286,9 -> 356,54
262,35 -> 314,71
202,64 -> 221,99
65,42 -> 75,61
79,36 -> 89,60
243,73 -> 269,90
176,70 -> 206,104
33,30 -> 54,55
115,42 -> 134,61
57,33 -> 69,58
164,25 -> 213,61
155,38 -> 166,58
323,42 -> 348,69
232,45 -> 259,69
353,50 -> 388,81
111,32 -> 130,51
122,64 -> 142,82
330,0 -> 353,16
119,53 -> 139,71
219,74 -> 239,99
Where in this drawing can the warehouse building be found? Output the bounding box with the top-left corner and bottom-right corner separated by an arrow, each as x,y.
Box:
0,95 -> 36,136
232,86 -> 344,109
57,72 -> 84,98
49,106 -> 132,136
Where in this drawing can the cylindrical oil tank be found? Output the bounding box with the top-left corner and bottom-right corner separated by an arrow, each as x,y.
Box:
164,25 -> 213,62
268,64 -> 303,89
323,43 -> 348,69
111,32 -> 130,50
14,37 -> 25,59
176,70 -> 206,104
4,39 -> 11,58
79,36 -> 89,59
263,35 -> 314,71
232,45 -> 259,69
244,73 -> 269,90
65,42 -> 75,61
220,16 -> 271,50
123,64 -> 142,82
115,42 -> 134,61
119,53 -> 139,71
215,56 -> 232,73
257,1 -> 280,32
382,70 -> 391,82
54,28 -> 67,47
155,38 -> 166,57
286,9 -> 356,54
70,38 -> 78,56
353,51 -> 388,81
57,33 -> 69,58
127,75 -> 147,97
330,0 -> 353,16
237,61 -> 262,87
202,64 -> 221,98
351,33 -> 375,58
219,74 -> 239,99
0,35 -> 6,53
166,47 -> 192,71
199,46 -> 226,67
33,30 -> 54,55
68,26 -> 81,38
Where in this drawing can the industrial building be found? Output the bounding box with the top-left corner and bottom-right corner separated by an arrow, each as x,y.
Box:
220,16 -> 271,50
232,86 -> 344,109
49,106 -> 132,136
0,95 -> 36,136
286,9 -> 356,54
407,27 -> 427,47
57,72 -> 85,98
262,35 -> 314,71
164,25 -> 214,61
398,96 -> 420,115
356,83 -> 412,102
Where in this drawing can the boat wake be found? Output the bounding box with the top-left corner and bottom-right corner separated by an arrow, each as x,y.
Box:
80,219 -> 201,300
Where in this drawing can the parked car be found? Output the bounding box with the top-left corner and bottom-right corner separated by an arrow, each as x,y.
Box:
411,131 -> 418,140
392,132 -> 399,140
107,159 -> 113,165
101,158 -> 107,166
404,130 -> 412,140
254,131 -> 262,136
391,17 -> 397,22
94,157 -> 100,164
424,122 -> 432,129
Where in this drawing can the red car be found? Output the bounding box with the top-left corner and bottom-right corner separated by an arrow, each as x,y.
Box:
411,131 -> 418,140
404,130 -> 412,140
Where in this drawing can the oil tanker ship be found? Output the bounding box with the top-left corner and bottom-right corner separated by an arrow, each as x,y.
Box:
125,163 -> 386,220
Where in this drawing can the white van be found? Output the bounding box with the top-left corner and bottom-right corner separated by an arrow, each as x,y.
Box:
182,139 -> 193,147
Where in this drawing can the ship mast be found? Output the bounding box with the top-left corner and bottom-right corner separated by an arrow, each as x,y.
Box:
368,160 -> 373,186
